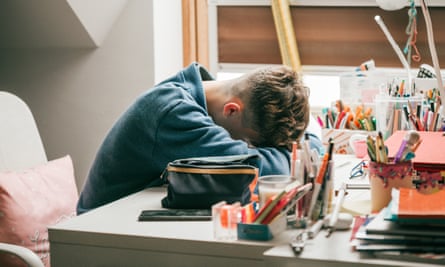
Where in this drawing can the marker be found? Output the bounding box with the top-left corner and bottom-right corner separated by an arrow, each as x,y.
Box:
395,130 -> 420,162
321,160 -> 334,217
316,116 -> 324,128
394,134 -> 409,163
307,218 -> 324,239
326,182 -> 347,237
307,138 -> 334,220
376,132 -> 388,163
411,138 -> 422,152
303,133 -> 314,179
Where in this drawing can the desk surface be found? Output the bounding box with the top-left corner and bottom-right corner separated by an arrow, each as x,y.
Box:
48,155 -> 441,267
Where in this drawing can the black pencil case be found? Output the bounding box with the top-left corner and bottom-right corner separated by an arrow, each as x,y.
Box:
161,154 -> 259,209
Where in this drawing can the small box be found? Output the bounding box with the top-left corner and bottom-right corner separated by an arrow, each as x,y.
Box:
237,213 -> 286,241
322,129 -> 376,155
212,201 -> 241,241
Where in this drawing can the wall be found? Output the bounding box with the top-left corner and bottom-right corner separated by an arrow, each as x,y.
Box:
0,0 -> 183,191
153,1 -> 184,83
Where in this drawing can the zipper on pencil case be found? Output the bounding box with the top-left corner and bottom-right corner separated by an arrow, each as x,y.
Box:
166,166 -> 257,175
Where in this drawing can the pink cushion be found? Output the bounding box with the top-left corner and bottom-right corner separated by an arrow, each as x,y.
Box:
0,155 -> 78,267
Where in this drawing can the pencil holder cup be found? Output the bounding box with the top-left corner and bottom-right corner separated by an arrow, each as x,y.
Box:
349,134 -> 368,158
368,160 -> 414,212
257,175 -> 296,208
374,94 -> 423,140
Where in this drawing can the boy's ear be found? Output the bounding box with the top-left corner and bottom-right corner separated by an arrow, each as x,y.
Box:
223,98 -> 243,117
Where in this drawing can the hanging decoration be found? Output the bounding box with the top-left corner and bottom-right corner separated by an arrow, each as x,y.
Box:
403,0 -> 421,65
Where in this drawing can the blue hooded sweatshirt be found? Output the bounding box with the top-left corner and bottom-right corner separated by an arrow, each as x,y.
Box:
77,63 -> 318,214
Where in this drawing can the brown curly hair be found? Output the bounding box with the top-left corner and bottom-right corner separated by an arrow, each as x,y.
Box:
233,65 -> 310,151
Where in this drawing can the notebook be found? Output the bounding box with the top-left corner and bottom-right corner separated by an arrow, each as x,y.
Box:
384,131 -> 445,171
397,187 -> 445,219
365,208 -> 445,238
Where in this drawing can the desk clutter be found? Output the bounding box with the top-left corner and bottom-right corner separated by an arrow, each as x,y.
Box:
349,129 -> 445,265
138,129 -> 444,265
212,137 -> 356,243
320,54 -> 445,156
350,188 -> 445,265
145,138 -> 352,243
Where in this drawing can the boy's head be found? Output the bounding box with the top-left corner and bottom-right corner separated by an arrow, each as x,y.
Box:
211,65 -> 310,150
236,65 -> 310,149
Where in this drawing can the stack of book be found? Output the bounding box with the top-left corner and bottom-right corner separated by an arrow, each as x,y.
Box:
351,187 -> 445,265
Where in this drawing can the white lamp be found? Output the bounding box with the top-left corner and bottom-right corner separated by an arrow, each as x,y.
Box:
376,0 -> 407,11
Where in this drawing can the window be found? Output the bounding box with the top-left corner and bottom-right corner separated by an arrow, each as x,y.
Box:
217,66 -> 340,111
183,1 -> 445,110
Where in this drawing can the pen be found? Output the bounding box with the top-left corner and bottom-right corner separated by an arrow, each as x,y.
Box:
326,182 -> 347,237
346,183 -> 370,190
334,110 -> 346,129
316,116 -> 324,128
411,138 -> 422,152
310,149 -> 320,177
291,141 -> 297,177
303,133 -> 315,179
327,109 -> 334,128
307,218 -> 324,239
403,105 -> 412,130
307,138 -> 334,220
394,134 -> 409,163
321,160 -> 334,217
398,80 -> 405,96
376,132 -> 387,163
408,101 -> 425,131
395,130 -> 420,162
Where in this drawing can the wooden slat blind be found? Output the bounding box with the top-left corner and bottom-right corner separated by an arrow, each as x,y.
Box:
217,6 -> 445,68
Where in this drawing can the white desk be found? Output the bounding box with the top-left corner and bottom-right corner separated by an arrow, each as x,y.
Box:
48,155 -> 441,267
264,231 -> 435,267
49,186 -> 286,267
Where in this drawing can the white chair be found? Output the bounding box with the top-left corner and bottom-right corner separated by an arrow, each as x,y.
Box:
0,91 -> 46,267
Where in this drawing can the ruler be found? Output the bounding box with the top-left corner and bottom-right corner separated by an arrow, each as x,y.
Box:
271,0 -> 302,72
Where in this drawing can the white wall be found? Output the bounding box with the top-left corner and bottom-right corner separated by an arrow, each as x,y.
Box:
153,1 -> 183,83
0,0 -> 183,191
67,0 -> 129,46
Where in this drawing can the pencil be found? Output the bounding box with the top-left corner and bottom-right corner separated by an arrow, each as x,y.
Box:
377,132 -> 388,163
411,138 -> 423,152
398,80 -> 405,96
366,135 -> 376,162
